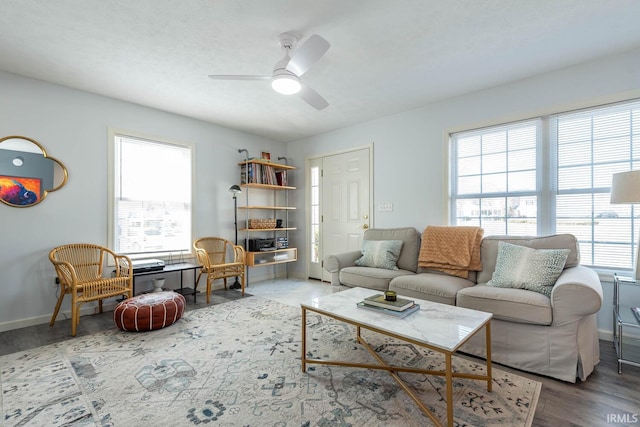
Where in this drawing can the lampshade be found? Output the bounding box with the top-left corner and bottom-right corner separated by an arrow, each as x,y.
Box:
611,170 -> 640,204
228,184 -> 242,194
611,170 -> 640,280
271,74 -> 301,95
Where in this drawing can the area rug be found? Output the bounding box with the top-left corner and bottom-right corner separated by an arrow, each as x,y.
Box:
1,296 -> 540,426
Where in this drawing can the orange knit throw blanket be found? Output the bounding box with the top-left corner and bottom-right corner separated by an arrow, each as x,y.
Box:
418,226 -> 484,278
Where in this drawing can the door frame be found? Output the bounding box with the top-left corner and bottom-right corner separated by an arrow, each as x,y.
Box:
305,144 -> 374,281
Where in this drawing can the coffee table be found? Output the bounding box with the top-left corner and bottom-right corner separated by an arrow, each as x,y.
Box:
300,286 -> 492,427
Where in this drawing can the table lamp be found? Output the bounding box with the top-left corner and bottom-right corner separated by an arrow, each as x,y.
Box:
611,170 -> 640,280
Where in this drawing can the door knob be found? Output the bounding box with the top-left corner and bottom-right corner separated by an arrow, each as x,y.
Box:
362,224 -> 369,229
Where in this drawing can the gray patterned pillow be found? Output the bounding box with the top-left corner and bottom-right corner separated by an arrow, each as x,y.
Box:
355,240 -> 404,270
487,241 -> 569,297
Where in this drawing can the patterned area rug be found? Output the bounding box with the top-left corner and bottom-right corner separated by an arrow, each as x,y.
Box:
1,296 -> 540,426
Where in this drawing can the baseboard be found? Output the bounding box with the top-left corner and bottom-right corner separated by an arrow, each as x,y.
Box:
599,329 -> 613,342
0,301 -> 120,333
286,271 -> 307,280
242,267 -> 307,285
0,285 -> 219,333
599,327 -> 640,342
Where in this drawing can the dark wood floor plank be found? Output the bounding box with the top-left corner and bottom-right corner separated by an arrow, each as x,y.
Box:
538,383 -> 624,426
0,330 -> 19,356
0,327 -> 40,356
531,411 -> 584,427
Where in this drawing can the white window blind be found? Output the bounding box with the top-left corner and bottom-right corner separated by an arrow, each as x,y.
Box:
450,119 -> 541,236
553,100 -> 640,270
112,134 -> 192,255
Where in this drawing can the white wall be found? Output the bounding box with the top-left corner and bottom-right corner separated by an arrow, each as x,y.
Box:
3,46 -> 640,336
0,71 -> 287,331
286,47 -> 640,339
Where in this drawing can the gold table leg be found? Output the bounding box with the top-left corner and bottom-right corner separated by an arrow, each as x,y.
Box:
445,354 -> 453,427
300,308 -> 492,427
301,307 -> 307,373
486,321 -> 492,392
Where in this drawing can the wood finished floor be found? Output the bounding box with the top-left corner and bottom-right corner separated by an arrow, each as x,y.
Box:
1,280 -> 639,427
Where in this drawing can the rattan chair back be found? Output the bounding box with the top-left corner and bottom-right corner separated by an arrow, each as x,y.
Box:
48,243 -> 133,336
193,237 -> 246,303
194,237 -> 229,268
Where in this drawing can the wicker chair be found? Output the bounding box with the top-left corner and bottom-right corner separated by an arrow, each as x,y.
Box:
49,243 -> 133,336
193,237 -> 246,303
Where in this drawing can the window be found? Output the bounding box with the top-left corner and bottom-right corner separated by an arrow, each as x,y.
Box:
450,99 -> 640,273
310,165 -> 321,263
553,102 -> 640,269
109,132 -> 193,256
451,119 -> 541,236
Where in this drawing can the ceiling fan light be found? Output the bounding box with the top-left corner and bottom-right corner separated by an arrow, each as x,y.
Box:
272,74 -> 301,95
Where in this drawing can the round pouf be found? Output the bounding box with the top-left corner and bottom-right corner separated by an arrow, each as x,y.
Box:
114,291 -> 186,332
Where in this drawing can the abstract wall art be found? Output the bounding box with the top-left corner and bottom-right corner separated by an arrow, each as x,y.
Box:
0,175 -> 41,206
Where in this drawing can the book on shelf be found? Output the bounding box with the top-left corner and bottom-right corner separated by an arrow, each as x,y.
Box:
632,307 -> 640,323
362,293 -> 415,311
275,170 -> 287,186
240,162 -> 281,185
240,163 -> 255,184
356,301 -> 420,318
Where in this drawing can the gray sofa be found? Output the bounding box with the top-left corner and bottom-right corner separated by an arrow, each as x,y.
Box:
324,227 -> 603,383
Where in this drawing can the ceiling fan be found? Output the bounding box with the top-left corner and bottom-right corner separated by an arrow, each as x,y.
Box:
208,32 -> 330,110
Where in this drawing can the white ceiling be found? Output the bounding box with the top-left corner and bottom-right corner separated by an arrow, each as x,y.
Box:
2,1 -> 640,142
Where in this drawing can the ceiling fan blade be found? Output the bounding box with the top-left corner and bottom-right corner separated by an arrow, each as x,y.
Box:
298,83 -> 329,110
208,75 -> 270,80
286,34 -> 330,76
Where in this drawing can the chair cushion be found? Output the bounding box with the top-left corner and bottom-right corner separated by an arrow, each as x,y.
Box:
114,291 -> 186,332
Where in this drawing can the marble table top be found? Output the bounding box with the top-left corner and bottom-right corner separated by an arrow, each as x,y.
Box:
301,287 -> 492,352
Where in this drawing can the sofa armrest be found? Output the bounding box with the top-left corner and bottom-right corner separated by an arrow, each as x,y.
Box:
324,251 -> 361,286
551,265 -> 603,326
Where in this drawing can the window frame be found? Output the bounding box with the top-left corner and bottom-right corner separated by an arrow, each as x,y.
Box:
449,118 -> 542,236
449,98 -> 640,276
107,128 -> 195,259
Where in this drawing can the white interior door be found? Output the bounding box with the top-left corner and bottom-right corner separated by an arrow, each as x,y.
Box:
308,146 -> 372,281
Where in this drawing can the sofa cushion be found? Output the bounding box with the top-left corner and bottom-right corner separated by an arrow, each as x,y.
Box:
363,227 -> 421,272
477,234 -> 580,284
390,273 -> 474,306
355,239 -> 404,270
457,284 -> 553,325
417,267 -> 477,282
487,242 -> 569,297
339,266 -> 414,291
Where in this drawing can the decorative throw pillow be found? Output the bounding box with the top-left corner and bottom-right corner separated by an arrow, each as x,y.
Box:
487,241 -> 569,297
355,240 -> 404,270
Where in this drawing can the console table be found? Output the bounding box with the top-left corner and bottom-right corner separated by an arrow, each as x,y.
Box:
132,262 -> 200,302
